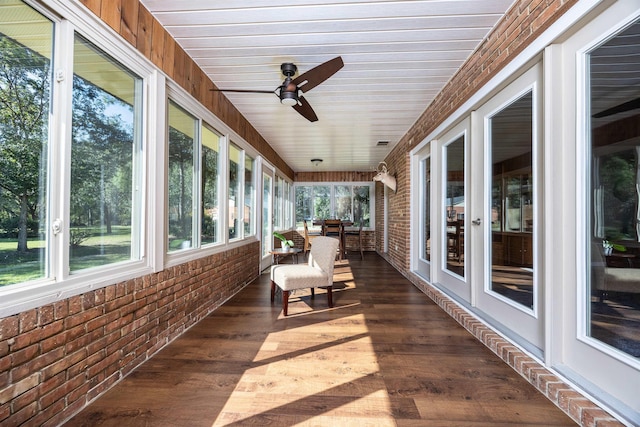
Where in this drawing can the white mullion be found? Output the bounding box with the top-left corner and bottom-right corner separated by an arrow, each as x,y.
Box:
53,20 -> 75,282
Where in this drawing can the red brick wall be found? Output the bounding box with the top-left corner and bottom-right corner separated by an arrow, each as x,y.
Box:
0,242 -> 260,426
377,0 -> 578,273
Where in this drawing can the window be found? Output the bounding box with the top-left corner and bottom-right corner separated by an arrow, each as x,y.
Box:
0,2 -> 53,285
284,180 -> 292,228
489,91 -> 534,309
244,154 -> 255,236
588,18 -> 640,359
274,176 -> 283,229
201,126 -> 221,246
167,99 -> 226,251
272,175 -> 293,231
423,157 -> 431,262
167,101 -> 196,252
294,183 -> 374,228
444,134 -> 465,277
1,0 -> 154,295
70,35 -> 143,271
228,143 -> 241,239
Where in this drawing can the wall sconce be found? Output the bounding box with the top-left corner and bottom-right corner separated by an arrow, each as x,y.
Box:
373,161 -> 396,192
311,158 -> 323,166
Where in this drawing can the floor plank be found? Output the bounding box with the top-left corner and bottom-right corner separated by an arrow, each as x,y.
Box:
65,254 -> 576,426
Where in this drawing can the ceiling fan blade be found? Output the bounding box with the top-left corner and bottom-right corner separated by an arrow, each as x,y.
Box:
210,88 -> 276,94
593,96 -> 640,118
293,96 -> 318,122
292,56 -> 344,93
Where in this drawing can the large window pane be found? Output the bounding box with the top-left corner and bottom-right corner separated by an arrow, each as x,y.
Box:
70,35 -> 142,270
167,101 -> 195,252
335,185 -> 352,220
588,19 -> 640,358
262,173 -> 272,256
284,180 -> 291,228
0,2 -> 52,285
244,154 -> 254,236
423,158 -> 431,262
444,136 -> 465,277
274,176 -> 283,230
489,92 -> 534,309
295,185 -> 312,227
313,186 -> 331,219
228,143 -> 241,239
201,125 -> 220,246
295,183 -> 372,229
353,185 -> 370,227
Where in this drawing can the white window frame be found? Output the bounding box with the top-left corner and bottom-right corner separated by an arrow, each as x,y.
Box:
0,0 -> 158,317
293,182 -> 376,230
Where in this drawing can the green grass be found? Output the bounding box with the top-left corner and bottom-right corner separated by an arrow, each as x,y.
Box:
0,226 -> 133,286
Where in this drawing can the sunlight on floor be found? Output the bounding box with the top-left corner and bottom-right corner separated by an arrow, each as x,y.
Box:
213,314 -> 393,425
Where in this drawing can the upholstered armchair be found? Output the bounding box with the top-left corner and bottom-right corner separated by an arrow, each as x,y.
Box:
270,236 -> 339,316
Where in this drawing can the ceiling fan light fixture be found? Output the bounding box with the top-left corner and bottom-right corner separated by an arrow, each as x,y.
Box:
311,158 -> 323,166
279,90 -> 298,106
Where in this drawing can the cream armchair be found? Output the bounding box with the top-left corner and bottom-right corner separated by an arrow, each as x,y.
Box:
270,236 -> 339,316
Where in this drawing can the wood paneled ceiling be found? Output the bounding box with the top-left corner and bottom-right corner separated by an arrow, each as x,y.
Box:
139,0 -> 515,172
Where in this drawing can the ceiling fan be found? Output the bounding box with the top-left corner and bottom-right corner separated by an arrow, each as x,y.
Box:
210,56 -> 344,122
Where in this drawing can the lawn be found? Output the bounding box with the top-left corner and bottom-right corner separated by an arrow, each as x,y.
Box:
0,226 -> 133,286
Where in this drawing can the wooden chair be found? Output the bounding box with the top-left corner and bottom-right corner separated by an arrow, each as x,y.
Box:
270,236 -> 340,316
344,221 -> 364,260
303,220 -> 321,259
322,219 -> 344,260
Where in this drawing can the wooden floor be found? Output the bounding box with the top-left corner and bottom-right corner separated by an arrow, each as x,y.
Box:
65,253 -> 575,426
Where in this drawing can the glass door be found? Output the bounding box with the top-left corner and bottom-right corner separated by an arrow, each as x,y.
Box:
471,63 -> 543,352
552,3 -> 640,417
437,118 -> 469,301
261,166 -> 274,271
415,144 -> 432,280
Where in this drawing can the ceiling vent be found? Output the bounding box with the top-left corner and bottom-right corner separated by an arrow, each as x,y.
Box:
376,140 -> 389,146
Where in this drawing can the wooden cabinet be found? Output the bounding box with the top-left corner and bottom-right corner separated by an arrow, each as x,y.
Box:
503,233 -> 532,267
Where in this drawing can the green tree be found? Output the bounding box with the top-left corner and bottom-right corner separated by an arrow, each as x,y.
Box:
168,128 -> 194,239
0,35 -> 50,252
70,76 -> 133,234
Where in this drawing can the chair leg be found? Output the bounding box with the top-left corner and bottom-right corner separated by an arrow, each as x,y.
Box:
270,280 -> 276,302
282,290 -> 290,316
311,287 -> 315,298
327,286 -> 333,308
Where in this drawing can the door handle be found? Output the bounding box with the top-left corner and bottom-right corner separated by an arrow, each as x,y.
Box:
471,218 -> 481,225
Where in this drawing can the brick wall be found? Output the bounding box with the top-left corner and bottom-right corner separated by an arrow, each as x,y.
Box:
0,242 -> 260,426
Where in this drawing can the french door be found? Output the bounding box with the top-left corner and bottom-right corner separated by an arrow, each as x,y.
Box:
436,118 -> 469,301
415,144 -> 432,280
470,63 -> 544,352
550,0 -> 640,416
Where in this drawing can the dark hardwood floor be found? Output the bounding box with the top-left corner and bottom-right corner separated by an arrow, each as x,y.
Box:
65,253 -> 575,426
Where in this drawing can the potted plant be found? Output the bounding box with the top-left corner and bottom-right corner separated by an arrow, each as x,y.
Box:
274,232 -> 294,251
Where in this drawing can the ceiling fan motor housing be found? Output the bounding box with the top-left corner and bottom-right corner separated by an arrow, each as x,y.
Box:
279,63 -> 299,105
279,86 -> 298,105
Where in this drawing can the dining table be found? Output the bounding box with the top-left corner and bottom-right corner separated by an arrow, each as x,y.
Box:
312,220 -> 354,258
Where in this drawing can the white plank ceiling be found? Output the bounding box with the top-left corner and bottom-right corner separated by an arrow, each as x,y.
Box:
140,0 -> 515,172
